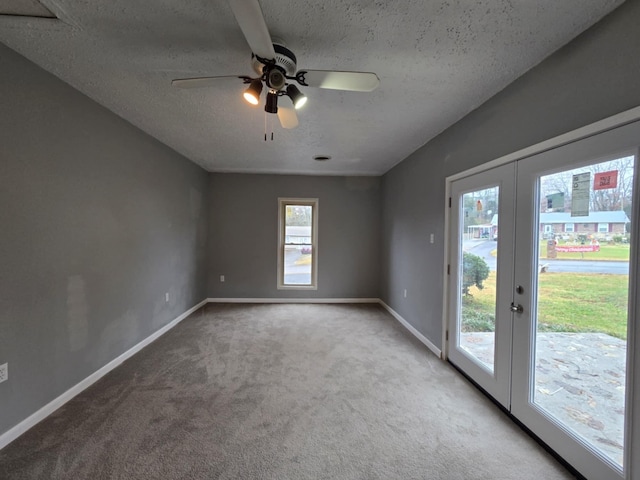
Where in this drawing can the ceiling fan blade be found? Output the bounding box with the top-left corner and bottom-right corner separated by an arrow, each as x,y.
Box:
277,106 -> 298,129
296,70 -> 380,92
171,76 -> 248,89
228,0 -> 276,61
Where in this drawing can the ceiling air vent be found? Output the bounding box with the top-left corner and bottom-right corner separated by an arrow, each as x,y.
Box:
0,0 -> 56,18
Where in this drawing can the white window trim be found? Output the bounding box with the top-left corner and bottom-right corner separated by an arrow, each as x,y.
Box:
277,198 -> 319,290
598,222 -> 609,233
564,223 -> 575,232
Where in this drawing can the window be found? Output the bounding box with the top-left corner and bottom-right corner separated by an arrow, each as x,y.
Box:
278,198 -> 318,289
598,223 -> 609,233
564,223 -> 574,233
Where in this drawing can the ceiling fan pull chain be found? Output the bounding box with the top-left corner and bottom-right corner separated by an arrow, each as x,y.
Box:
264,111 -> 267,141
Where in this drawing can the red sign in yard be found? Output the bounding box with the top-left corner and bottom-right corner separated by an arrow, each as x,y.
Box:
555,245 -> 600,253
593,170 -> 618,190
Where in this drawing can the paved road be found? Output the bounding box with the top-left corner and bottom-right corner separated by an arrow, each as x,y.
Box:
284,250 -> 312,284
464,240 -> 629,274
543,259 -> 628,274
466,240 -> 497,268
284,273 -> 312,284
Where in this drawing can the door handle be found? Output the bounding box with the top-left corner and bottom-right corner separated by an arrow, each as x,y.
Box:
510,303 -> 524,314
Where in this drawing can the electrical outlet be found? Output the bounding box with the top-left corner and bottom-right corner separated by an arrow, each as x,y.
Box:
220,275 -> 225,282
0,363 -> 8,383
165,292 -> 169,302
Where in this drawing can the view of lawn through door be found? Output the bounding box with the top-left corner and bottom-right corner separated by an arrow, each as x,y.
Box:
532,157 -> 633,468
460,186 -> 499,371
461,155 -> 634,469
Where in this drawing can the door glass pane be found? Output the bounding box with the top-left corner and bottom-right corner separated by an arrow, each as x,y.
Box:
458,187 -> 499,371
284,205 -> 313,285
533,155 -> 634,469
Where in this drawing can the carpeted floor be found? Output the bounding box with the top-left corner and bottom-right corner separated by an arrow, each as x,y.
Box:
0,303 -> 576,479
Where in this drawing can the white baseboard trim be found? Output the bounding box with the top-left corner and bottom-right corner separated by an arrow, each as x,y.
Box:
378,301 -> 442,359
0,299 -> 207,451
207,297 -> 380,304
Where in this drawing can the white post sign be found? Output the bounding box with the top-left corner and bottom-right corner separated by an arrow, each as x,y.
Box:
571,172 -> 591,217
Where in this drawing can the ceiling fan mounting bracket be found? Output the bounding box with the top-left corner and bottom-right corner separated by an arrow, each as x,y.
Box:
252,42 -> 297,77
293,71 -> 309,87
265,66 -> 286,90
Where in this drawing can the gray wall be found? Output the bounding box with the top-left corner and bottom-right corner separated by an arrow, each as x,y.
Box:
381,0 -> 640,348
206,174 -> 381,299
0,44 -> 209,436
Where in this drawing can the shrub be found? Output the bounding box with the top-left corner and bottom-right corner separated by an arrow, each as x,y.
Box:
462,252 -> 490,296
461,307 -> 495,332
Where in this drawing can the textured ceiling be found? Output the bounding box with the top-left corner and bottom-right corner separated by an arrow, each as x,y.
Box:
0,0 -> 54,17
0,0 -> 625,175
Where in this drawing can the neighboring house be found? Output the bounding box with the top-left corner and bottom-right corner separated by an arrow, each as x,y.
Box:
489,212 -> 628,240
466,214 -> 499,239
284,226 -> 312,245
466,223 -> 494,239
539,211 -> 630,238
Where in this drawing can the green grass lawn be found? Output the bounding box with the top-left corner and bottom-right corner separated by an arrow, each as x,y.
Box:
539,242 -> 630,261
491,243 -> 629,261
462,271 -> 629,339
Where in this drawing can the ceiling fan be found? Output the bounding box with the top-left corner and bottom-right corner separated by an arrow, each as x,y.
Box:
171,0 -> 380,130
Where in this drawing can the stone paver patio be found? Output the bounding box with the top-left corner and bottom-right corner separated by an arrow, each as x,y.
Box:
461,331 -> 626,467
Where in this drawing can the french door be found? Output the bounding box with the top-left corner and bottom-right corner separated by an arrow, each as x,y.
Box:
448,163 -> 516,408
448,120 -> 640,479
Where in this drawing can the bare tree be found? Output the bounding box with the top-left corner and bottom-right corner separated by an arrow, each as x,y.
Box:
539,155 -> 634,214
589,156 -> 634,212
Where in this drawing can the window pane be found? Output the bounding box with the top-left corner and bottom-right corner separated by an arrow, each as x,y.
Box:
534,155 -> 633,468
284,205 -> 313,285
459,186 -> 499,372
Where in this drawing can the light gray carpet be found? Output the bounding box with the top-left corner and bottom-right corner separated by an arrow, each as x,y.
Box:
0,303 -> 576,479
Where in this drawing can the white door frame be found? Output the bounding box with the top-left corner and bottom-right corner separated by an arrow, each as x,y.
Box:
442,106 -> 640,479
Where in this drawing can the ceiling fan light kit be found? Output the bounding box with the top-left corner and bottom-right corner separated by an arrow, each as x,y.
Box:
172,0 -> 380,130
243,78 -> 263,105
285,84 -> 307,110
265,90 -> 278,114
